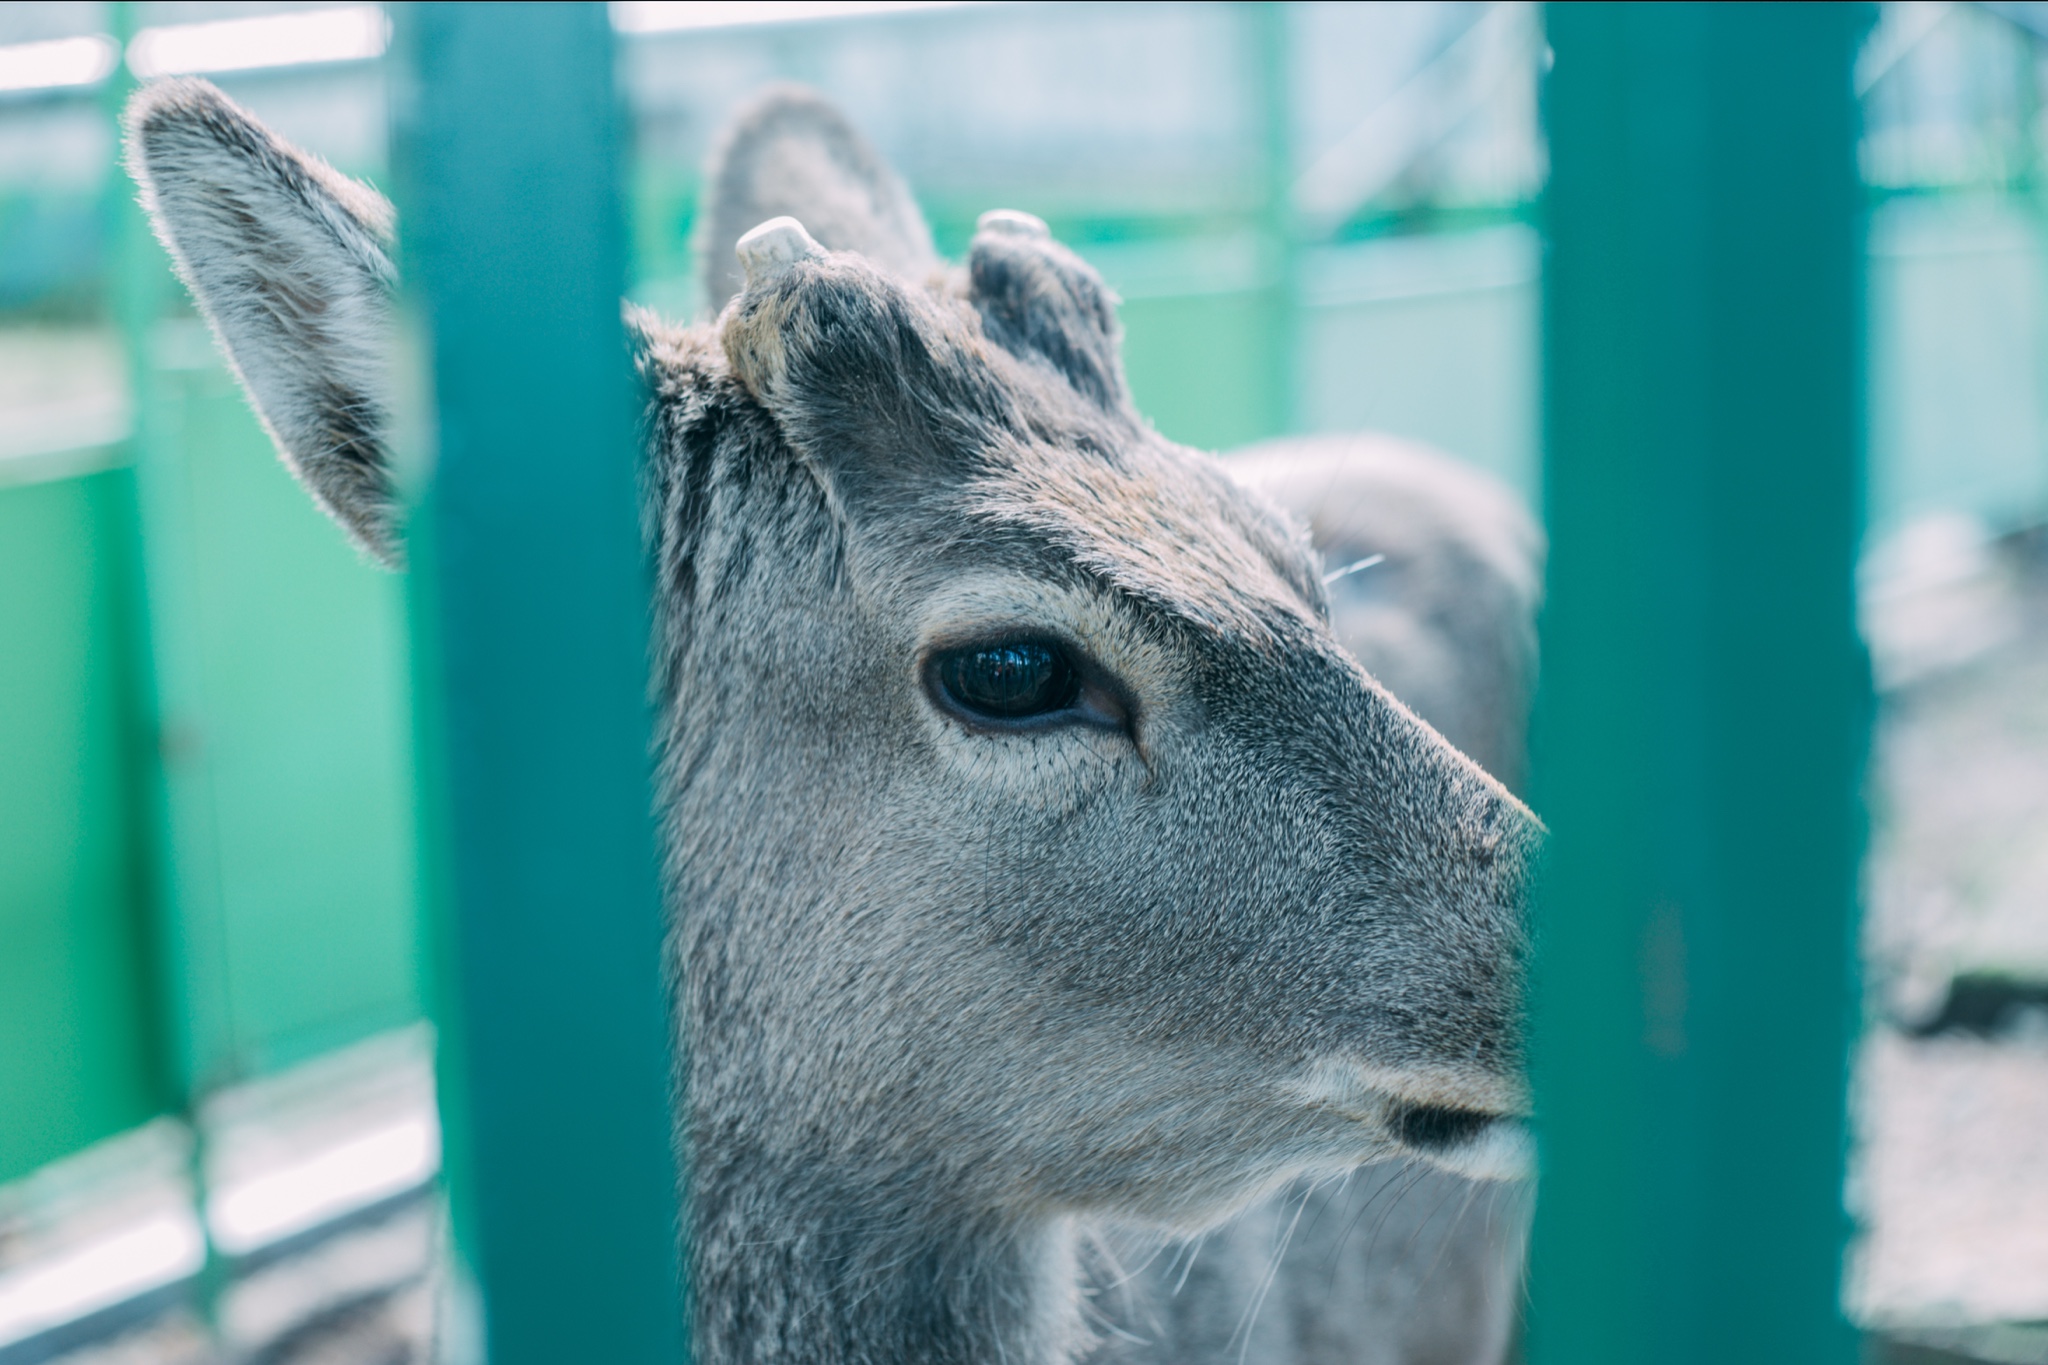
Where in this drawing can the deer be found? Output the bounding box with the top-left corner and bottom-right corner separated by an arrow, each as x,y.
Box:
1096,434 -> 1542,1365
126,78 -> 1539,1365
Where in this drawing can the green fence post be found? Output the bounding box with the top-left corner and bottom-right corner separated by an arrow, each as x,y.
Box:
1531,5 -> 1870,1363
106,0 -> 239,1112
1250,0 -> 1298,440
99,0 -> 184,1132
396,5 -> 687,1361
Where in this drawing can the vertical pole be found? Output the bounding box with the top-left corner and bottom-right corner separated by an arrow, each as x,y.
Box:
1250,0 -> 1298,439
105,0 -> 237,1110
1531,6 -> 1870,1364
395,6 -> 686,1363
101,0 -> 175,1116
108,1 -> 235,1320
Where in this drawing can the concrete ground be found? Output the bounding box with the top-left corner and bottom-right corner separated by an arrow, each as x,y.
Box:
1851,524 -> 2048,1362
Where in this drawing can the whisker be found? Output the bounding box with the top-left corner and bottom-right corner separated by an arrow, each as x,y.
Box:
1419,1175 -> 1488,1284
1322,553 -> 1386,585
1323,1157 -> 1417,1290
1393,1168 -> 1468,1269
1290,1168 -> 1351,1250
1232,1184 -> 1315,1365
1170,1232 -> 1206,1297
1361,1161 -> 1434,1264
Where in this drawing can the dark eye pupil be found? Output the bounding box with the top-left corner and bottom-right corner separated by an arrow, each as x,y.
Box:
935,641 -> 1079,721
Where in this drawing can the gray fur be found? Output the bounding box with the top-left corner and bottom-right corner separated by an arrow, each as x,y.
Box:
1231,436 -> 1543,798
697,85 -> 940,315
1099,437 -> 1545,1365
968,209 -> 1130,414
1094,1166 -> 1530,1365
124,78 -> 401,565
127,80 -> 1539,1365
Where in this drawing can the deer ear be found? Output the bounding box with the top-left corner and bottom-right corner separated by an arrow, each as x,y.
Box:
697,86 -> 939,317
126,78 -> 401,565
967,210 -> 1130,415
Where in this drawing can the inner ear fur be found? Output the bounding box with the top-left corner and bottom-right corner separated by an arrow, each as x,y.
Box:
967,212 -> 1130,416
697,86 -> 940,318
125,78 -> 401,565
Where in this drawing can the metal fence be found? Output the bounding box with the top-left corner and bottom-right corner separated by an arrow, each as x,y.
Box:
1,0 -> 2041,1358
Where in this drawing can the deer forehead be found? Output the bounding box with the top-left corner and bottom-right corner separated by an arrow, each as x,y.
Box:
955,445 -> 1325,651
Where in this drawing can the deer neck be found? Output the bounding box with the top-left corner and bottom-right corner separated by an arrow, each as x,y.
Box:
691,1166 -> 1087,1365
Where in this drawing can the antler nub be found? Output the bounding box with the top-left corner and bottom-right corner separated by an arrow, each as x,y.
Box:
736,216 -> 825,288
976,209 -> 1050,240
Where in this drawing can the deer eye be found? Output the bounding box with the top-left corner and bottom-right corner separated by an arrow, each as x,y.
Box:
929,640 -> 1082,723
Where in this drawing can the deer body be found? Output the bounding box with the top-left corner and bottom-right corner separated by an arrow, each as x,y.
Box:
127,82 -> 1538,1365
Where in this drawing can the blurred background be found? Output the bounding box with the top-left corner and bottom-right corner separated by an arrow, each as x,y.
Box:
0,2 -> 2044,1361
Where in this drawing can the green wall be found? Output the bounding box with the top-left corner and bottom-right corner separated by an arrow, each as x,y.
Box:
0,469 -> 162,1184
1121,290 -> 1284,453
136,338 -> 424,1093
0,332 -> 425,1184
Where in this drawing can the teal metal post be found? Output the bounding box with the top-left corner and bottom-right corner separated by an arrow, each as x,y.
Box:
101,1 -> 182,1116
1250,0 -> 1299,440
105,0 -> 236,1111
397,6 -> 686,1362
1532,6 -> 1869,1363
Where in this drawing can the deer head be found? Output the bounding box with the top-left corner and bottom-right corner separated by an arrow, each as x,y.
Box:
127,78 -> 1537,1365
